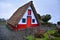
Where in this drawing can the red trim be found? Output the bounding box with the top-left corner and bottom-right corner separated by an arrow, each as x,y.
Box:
17,24 -> 26,29
17,24 -> 39,29
31,24 -> 39,27
8,23 -> 39,30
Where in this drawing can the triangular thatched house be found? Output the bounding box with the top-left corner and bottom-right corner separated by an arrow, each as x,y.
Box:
7,1 -> 41,30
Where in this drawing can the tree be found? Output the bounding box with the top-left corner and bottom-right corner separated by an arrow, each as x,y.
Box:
57,21 -> 60,25
0,18 -> 6,22
41,14 -> 51,23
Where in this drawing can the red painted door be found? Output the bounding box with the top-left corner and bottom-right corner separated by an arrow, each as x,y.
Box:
27,16 -> 31,28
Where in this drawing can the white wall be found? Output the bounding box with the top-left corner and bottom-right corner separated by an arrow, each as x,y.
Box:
18,6 -> 38,24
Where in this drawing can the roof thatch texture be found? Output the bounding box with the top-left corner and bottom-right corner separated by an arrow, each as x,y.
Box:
7,1 -> 41,27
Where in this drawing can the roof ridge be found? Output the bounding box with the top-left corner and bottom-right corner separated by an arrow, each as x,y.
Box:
19,1 -> 33,8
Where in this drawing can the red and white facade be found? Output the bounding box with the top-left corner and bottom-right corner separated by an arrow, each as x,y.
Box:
17,6 -> 39,29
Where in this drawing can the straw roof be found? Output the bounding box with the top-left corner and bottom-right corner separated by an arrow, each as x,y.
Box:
7,1 -> 41,27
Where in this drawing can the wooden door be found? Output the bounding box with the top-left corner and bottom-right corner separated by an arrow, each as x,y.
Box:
27,16 -> 31,28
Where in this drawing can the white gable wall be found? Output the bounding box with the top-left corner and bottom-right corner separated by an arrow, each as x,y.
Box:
18,6 -> 38,24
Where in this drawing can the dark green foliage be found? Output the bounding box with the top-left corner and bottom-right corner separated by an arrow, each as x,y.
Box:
57,21 -> 60,25
41,14 -> 51,23
0,18 -> 6,22
0,18 -> 6,25
52,30 -> 60,37
36,14 -> 51,23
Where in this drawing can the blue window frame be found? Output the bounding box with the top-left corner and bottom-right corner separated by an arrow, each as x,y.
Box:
32,19 -> 35,23
22,18 -> 26,23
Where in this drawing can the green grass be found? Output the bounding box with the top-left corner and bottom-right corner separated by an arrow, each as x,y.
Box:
55,37 -> 60,40
35,38 -> 43,40
25,35 -> 34,40
47,30 -> 56,34
25,30 -> 60,40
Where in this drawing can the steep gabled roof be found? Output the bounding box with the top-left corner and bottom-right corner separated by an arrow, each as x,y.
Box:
7,1 -> 40,27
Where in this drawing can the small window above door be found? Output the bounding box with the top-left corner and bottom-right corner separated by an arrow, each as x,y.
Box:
28,9 -> 31,15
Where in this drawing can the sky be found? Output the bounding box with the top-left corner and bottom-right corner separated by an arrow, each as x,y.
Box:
0,0 -> 60,23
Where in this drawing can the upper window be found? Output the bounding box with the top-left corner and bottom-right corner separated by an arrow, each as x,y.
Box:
32,19 -> 35,23
22,18 -> 26,23
28,9 -> 31,15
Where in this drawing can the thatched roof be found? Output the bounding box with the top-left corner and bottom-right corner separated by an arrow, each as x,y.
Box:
7,1 -> 41,27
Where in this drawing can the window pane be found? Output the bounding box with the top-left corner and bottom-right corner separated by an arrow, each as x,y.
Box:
32,19 -> 35,23
22,18 -> 26,23
28,9 -> 31,15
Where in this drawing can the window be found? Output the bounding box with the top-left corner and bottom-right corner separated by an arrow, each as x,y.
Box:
22,18 -> 26,23
28,9 -> 31,15
32,19 -> 35,23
